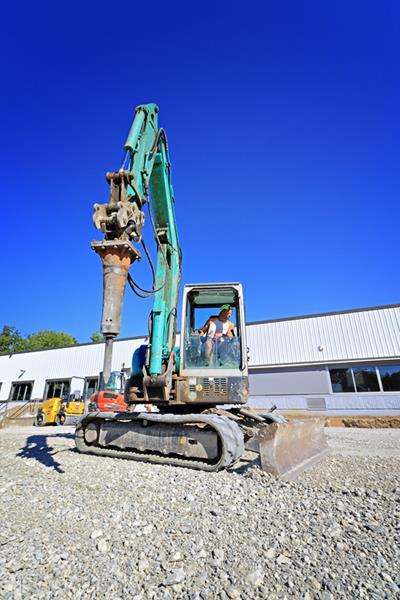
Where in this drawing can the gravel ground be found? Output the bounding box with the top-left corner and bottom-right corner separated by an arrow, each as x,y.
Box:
0,426 -> 399,600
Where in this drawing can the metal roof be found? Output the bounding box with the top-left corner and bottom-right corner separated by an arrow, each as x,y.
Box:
247,303 -> 400,325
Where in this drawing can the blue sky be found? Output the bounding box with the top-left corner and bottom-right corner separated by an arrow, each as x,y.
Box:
1,1 -> 399,342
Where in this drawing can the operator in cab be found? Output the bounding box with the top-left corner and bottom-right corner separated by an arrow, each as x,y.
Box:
198,304 -> 235,365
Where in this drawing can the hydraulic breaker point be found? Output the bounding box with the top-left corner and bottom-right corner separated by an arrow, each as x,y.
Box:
92,240 -> 140,385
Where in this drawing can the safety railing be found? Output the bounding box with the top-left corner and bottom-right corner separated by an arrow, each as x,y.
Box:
0,401 -> 8,423
0,398 -> 41,428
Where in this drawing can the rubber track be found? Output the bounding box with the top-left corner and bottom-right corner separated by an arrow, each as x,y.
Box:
75,412 -> 244,471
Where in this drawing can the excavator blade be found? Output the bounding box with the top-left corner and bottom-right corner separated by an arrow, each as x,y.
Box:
255,417 -> 329,481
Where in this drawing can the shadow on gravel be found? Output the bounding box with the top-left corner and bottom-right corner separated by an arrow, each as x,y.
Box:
229,455 -> 260,475
16,433 -> 75,473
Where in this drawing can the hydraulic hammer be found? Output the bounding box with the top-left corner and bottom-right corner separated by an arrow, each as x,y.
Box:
92,240 -> 140,386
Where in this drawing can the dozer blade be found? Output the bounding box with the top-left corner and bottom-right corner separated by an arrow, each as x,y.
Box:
255,417 -> 329,481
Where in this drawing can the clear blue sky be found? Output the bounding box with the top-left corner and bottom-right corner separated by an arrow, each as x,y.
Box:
1,1 -> 399,342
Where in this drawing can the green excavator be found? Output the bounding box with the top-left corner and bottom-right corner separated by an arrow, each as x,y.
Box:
75,103 -> 328,480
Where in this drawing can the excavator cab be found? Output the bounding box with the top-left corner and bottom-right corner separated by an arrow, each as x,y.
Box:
177,283 -> 250,405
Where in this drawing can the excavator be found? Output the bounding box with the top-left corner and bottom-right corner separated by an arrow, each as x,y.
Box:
88,371 -> 128,413
75,103 -> 328,480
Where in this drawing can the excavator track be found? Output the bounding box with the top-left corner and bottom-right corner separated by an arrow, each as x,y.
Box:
75,412 -> 244,471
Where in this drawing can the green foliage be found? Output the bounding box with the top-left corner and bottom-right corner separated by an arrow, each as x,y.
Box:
23,330 -> 77,351
90,331 -> 102,343
0,325 -> 25,354
0,326 -> 77,354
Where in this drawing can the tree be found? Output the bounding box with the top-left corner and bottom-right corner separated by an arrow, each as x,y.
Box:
0,326 -> 78,354
22,330 -> 78,351
0,325 -> 24,354
90,332 -> 102,343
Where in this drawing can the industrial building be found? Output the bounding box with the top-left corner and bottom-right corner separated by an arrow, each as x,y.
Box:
1,303 -> 399,414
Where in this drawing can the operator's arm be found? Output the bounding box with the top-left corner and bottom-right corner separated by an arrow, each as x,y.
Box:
198,316 -> 217,335
226,322 -> 235,337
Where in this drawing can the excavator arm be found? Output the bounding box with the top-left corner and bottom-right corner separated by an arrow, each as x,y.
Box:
91,103 -> 181,387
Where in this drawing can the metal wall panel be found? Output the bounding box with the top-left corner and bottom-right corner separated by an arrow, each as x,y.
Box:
247,306 -> 400,367
248,394 -> 400,411
249,367 -> 330,395
0,337 -> 146,400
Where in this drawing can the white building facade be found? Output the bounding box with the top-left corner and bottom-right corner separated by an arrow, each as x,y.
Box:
1,304 -> 399,414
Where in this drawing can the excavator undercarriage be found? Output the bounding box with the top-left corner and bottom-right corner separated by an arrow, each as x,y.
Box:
76,407 -> 328,480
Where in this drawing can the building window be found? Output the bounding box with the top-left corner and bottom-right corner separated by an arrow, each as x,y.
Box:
378,365 -> 400,392
10,382 -> 33,402
352,367 -> 380,392
45,380 -> 71,399
329,369 -> 355,393
330,364 -> 400,393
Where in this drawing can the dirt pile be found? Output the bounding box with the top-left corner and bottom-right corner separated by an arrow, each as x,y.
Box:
326,416 -> 400,428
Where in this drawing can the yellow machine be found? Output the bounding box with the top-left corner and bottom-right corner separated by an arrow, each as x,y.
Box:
35,396 -> 85,426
